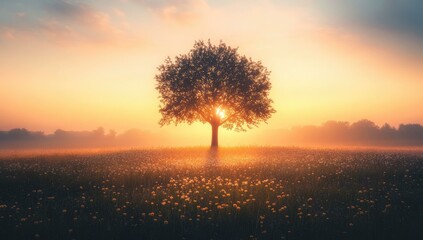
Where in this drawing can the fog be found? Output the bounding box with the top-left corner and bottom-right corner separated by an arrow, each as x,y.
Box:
258,120 -> 423,147
1,120 -> 423,149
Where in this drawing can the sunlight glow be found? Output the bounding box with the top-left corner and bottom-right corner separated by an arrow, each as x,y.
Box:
216,107 -> 225,119
1,0 -> 423,139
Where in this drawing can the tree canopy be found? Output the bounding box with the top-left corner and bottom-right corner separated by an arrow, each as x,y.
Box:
156,40 -> 275,145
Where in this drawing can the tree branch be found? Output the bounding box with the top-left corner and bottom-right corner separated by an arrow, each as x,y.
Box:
219,112 -> 238,126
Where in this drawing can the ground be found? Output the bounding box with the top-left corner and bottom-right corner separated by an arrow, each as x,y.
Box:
0,147 -> 422,239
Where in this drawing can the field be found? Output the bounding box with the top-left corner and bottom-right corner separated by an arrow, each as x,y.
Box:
0,147 -> 422,240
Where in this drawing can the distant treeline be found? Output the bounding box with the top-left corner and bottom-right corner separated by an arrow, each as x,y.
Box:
0,128 -> 160,149
1,120 -> 423,148
282,119 -> 423,147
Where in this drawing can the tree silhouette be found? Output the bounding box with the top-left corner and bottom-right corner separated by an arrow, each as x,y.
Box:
156,40 -> 275,146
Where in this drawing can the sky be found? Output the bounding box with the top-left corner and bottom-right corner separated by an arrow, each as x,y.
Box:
1,0 -> 423,145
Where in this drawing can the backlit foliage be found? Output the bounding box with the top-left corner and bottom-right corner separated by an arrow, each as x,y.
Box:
156,40 -> 275,131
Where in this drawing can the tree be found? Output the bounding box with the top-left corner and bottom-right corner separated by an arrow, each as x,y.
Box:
155,40 -> 275,146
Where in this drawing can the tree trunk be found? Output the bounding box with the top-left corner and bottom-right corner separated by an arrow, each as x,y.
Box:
211,123 -> 219,147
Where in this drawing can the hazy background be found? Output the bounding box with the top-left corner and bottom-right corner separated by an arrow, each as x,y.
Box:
2,119 -> 423,149
1,0 -> 423,147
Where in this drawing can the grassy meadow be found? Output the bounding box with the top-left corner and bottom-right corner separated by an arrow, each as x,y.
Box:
0,147 -> 422,239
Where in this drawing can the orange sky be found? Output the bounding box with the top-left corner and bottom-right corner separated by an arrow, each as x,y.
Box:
1,0 -> 423,146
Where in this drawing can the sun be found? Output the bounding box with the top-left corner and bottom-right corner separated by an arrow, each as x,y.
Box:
216,107 -> 225,119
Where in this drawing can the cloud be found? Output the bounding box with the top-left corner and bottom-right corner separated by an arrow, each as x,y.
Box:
1,30 -> 14,40
41,0 -> 124,43
46,0 -> 89,18
298,0 -> 422,35
350,1 -> 420,35
304,0 -> 423,55
45,1 -> 113,32
134,0 -> 208,23
0,0 -> 138,46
